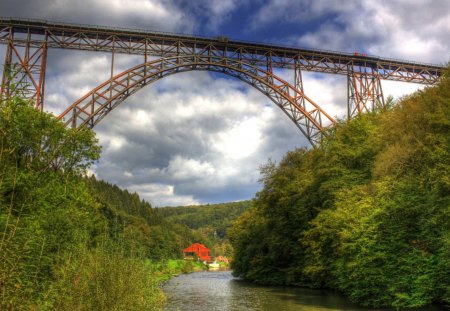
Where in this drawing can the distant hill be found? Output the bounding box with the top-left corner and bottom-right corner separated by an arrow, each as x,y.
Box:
156,201 -> 252,257
85,176 -> 251,258
157,201 -> 252,239
85,176 -> 206,259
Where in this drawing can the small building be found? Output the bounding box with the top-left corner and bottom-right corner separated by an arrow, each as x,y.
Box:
183,243 -> 211,262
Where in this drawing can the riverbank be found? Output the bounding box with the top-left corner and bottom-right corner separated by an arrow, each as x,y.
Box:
149,259 -> 208,281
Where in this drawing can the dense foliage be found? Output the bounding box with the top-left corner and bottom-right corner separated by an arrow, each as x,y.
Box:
229,69 -> 450,308
0,96 -> 102,308
85,177 -> 205,260
158,201 -> 251,257
0,97 -> 197,309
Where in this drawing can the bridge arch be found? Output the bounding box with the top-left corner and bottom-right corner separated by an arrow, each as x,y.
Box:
58,55 -> 336,145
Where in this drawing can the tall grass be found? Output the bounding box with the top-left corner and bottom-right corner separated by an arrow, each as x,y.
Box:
47,244 -> 166,310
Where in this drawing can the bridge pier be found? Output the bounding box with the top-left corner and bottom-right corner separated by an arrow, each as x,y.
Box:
294,59 -> 309,128
1,27 -> 48,111
347,66 -> 385,119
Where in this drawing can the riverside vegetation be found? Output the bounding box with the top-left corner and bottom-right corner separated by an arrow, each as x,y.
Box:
229,68 -> 450,309
0,96 -> 207,309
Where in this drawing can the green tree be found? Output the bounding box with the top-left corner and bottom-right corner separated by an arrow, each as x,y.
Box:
230,67 -> 450,308
0,96 -> 101,308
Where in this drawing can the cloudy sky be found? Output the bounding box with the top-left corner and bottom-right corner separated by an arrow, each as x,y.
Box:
1,0 -> 449,206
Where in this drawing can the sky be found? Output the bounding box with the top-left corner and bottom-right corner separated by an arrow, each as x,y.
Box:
0,0 -> 449,206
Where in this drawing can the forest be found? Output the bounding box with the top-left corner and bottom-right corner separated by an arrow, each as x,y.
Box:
157,201 -> 251,257
229,68 -> 450,309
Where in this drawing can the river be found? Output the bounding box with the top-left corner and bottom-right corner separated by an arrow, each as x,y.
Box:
162,271 -> 445,311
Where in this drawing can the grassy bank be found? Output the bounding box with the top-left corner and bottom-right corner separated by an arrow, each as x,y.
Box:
149,259 -> 208,282
46,257 -> 208,310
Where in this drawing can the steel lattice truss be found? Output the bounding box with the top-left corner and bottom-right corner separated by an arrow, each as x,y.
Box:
0,18 -> 446,145
58,56 -> 335,146
347,66 -> 385,118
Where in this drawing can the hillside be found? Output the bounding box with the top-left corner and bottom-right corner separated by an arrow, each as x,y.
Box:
157,201 -> 252,256
85,176 -> 206,260
229,68 -> 450,309
158,201 -> 251,236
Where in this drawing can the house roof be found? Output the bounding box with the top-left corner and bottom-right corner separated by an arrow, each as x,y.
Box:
183,243 -> 210,253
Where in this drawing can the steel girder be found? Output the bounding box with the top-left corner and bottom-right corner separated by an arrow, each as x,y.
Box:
58,55 -> 336,146
0,18 -> 444,84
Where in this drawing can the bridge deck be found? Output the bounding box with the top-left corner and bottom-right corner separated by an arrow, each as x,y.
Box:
0,17 -> 446,84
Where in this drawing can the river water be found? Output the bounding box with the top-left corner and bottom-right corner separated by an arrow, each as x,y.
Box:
162,271 -> 445,311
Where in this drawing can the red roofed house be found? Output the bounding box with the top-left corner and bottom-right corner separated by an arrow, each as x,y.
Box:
183,243 -> 211,262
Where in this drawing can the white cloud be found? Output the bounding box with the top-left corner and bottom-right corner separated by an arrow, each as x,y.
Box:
173,0 -> 242,31
124,171 -> 134,179
213,117 -> 263,160
381,81 -> 425,101
108,136 -> 127,151
105,0 -> 169,17
248,0 -> 449,64
250,0 -> 357,31
0,0 -> 193,33
203,0 -> 240,30
166,156 -> 215,181
293,0 -> 450,63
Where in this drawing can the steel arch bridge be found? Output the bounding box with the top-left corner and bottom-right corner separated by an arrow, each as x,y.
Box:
0,18 -> 445,145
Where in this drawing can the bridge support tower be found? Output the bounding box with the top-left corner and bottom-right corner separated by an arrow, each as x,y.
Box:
1,28 -> 48,110
347,65 -> 385,119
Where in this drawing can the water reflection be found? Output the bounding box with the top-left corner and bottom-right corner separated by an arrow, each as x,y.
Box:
162,271 -> 445,311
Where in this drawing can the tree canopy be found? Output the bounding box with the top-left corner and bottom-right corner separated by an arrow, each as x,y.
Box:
229,68 -> 450,308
